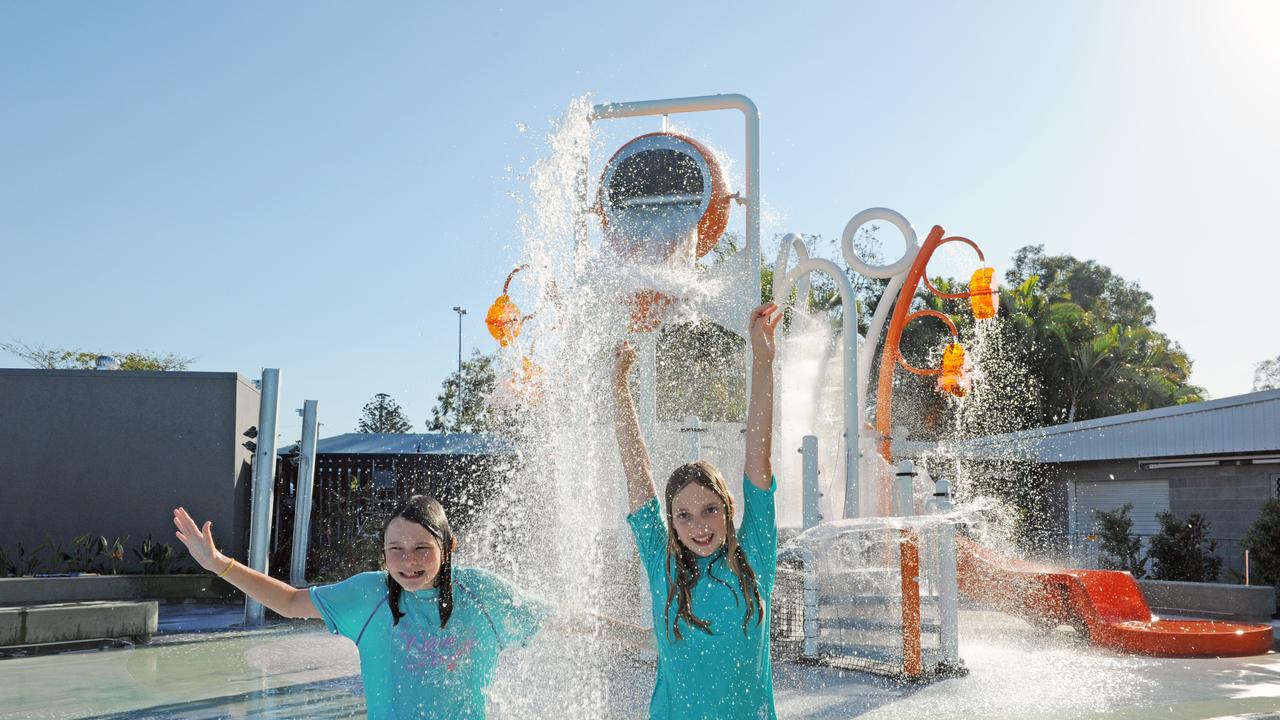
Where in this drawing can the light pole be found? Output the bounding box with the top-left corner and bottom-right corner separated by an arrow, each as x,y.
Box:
451,306 -> 467,431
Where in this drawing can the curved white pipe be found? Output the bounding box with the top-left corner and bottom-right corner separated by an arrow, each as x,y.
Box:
773,233 -> 811,307
775,256 -> 860,519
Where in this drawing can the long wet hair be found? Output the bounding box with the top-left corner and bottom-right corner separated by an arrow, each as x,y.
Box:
663,460 -> 763,641
382,494 -> 455,628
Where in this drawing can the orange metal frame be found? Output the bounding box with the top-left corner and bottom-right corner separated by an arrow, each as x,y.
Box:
871,225 -> 986,678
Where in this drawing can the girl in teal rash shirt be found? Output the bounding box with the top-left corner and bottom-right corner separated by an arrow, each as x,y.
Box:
613,302 -> 783,720
173,494 -> 550,720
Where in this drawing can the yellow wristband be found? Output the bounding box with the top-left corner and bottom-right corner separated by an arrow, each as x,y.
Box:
216,557 -> 236,578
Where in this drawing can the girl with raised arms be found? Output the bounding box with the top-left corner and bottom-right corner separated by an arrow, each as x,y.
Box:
613,301 -> 783,720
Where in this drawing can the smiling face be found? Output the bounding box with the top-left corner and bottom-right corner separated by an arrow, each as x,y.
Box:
670,481 -> 729,557
382,517 -> 444,592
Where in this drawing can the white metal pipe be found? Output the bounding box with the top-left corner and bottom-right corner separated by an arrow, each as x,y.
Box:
775,257 -> 859,519
637,334 -> 659,460
246,368 -> 281,626
801,435 -> 821,529
858,271 -> 908,413
842,208 -> 919,440
290,399 -> 319,587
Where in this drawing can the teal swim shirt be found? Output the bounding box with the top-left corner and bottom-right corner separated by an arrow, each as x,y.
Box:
310,567 -> 548,720
627,475 -> 778,720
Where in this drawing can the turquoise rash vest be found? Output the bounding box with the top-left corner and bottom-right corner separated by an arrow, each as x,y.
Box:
310,566 -> 548,719
627,475 -> 778,720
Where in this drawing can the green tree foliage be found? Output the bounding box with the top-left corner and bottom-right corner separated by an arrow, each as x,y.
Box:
1148,511 -> 1222,582
1,340 -> 193,370
1002,246 -> 1202,424
1092,504 -> 1147,578
356,393 -> 414,433
1242,499 -> 1280,587
427,350 -> 502,434
1254,354 -> 1280,391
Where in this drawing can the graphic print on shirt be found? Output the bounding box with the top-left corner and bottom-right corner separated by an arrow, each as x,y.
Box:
395,622 -> 477,674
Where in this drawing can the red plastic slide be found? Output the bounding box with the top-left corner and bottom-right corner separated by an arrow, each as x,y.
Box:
956,536 -> 1275,657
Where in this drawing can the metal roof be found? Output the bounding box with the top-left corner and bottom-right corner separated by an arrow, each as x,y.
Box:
278,433 -> 516,457
958,388 -> 1280,463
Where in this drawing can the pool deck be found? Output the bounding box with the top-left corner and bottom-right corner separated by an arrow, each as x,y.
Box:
0,604 -> 1275,719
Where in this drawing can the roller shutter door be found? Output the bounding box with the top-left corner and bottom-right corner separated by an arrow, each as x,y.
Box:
1073,479 -> 1170,536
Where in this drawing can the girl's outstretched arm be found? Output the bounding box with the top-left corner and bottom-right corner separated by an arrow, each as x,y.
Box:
173,506 -> 320,619
744,302 -> 781,490
612,341 -> 657,512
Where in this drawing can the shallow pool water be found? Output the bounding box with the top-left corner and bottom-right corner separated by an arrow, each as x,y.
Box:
1,610 -> 1275,719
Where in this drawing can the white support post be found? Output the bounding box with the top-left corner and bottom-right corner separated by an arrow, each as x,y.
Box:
682,415 -> 702,463
926,477 -> 960,666
800,549 -> 819,659
801,435 -> 821,530
246,368 -> 281,626
894,460 -> 916,516
289,399 -> 319,587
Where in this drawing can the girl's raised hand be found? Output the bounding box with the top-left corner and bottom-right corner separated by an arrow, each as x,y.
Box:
614,340 -> 637,388
749,302 -> 782,361
173,507 -> 229,573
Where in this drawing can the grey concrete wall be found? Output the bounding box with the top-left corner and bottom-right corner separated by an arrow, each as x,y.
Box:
1137,579 -> 1276,623
0,601 -> 158,647
0,369 -> 258,568
0,575 -> 236,604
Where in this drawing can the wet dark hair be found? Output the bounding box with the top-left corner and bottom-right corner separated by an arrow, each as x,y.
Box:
663,460 -> 763,641
382,494 -> 454,628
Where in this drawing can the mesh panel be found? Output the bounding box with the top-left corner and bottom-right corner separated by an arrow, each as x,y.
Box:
771,562 -> 807,661
771,525 -> 967,682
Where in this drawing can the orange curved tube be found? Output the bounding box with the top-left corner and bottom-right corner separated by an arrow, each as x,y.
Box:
874,225 -> 946,472
919,236 -> 985,299
502,264 -> 529,295
895,309 -> 959,376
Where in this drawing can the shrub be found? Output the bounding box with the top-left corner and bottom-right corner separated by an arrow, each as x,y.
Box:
1148,511 -> 1222,582
1092,503 -> 1146,578
1242,498 -> 1280,587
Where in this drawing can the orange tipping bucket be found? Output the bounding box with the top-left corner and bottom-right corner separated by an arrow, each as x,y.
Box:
938,342 -> 969,397
968,267 -> 998,320
485,295 -> 523,348
509,355 -> 544,404
627,290 -> 672,333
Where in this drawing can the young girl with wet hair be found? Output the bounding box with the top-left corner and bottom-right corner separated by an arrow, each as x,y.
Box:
173,494 -> 547,720
613,301 -> 783,720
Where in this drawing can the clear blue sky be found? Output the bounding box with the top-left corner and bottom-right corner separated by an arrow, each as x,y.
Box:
3,1 -> 1277,444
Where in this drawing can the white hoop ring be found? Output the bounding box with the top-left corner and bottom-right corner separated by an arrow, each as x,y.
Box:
841,207 -> 918,279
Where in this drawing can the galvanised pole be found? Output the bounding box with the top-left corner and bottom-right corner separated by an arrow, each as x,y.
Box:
289,399 -> 319,587
245,368 -> 280,626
